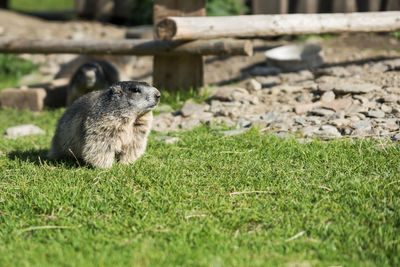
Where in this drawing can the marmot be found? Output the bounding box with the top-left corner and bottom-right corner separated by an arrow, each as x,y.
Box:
48,81 -> 161,169
66,60 -> 120,105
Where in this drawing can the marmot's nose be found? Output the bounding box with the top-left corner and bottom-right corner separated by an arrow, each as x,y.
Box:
154,89 -> 161,99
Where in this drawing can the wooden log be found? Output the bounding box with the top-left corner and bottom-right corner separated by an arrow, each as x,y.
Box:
252,0 -> 288,14
0,38 -> 252,56
153,0 -> 206,91
156,11 -> 400,40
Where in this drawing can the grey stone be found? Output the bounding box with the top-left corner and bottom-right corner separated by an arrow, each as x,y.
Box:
301,126 -> 319,137
315,125 -> 342,138
320,91 -> 335,102
393,134 -> 400,141
246,79 -> 262,92
379,130 -> 390,136
219,129 -> 248,136
310,108 -> 335,117
209,87 -> 248,102
179,119 -> 201,130
262,112 -> 282,124
333,83 -> 380,95
295,93 -> 310,103
180,100 -> 205,117
380,104 -> 392,114
353,120 -> 371,130
367,110 -> 385,119
4,124 -> 45,139
155,136 -> 180,145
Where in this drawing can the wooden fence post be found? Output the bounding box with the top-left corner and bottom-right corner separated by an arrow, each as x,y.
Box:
153,0 -> 205,91
0,0 -> 8,9
332,0 -> 357,12
387,0 -> 400,10
252,0 -> 289,14
296,0 -> 319,13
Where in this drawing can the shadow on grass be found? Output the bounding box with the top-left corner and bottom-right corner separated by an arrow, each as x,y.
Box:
7,149 -> 85,169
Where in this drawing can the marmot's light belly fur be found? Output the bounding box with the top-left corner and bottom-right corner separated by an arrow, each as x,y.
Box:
48,81 -> 160,168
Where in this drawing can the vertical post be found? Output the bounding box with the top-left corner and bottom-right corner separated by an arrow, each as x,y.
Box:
332,0 -> 357,12
387,0 -> 400,10
153,0 -> 206,91
296,0 -> 319,13
251,0 -> 288,14
0,0 -> 8,9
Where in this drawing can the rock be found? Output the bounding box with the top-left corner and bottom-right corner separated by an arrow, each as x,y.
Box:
393,133 -> 400,141
386,87 -> 400,95
380,104 -> 392,114
278,85 -> 304,93
366,110 -> 385,119
293,117 -> 307,126
250,66 -> 281,76
379,130 -> 390,136
179,119 -> 201,130
246,79 -> 262,92
4,124 -> 45,139
295,93 -> 310,103
310,108 -> 335,117
295,102 -> 322,114
353,120 -> 371,130
209,87 -> 248,102
155,136 -> 180,145
153,113 -> 180,133
219,129 -> 248,136
315,125 -> 341,138
320,91 -> 335,102
301,126 -> 319,137
321,98 -> 353,112
180,100 -> 205,117
1,88 -> 47,112
261,112 -> 282,124
328,118 -> 351,127
333,83 -> 380,95
380,94 -> 399,103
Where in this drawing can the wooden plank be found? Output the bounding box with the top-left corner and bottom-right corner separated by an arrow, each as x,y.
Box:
332,0 -> 357,12
296,0 -> 319,13
252,0 -> 288,14
156,12 -> 400,40
0,38 -> 253,56
153,0 -> 206,91
387,0 -> 400,10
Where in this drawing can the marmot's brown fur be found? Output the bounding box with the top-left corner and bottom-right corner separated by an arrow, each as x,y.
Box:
48,81 -> 160,168
66,60 -> 120,105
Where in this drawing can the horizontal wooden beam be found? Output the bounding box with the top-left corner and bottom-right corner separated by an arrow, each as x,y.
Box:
0,38 -> 253,56
156,11 -> 400,40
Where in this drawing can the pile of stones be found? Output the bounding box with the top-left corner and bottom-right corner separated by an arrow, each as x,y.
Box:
153,58 -> 400,141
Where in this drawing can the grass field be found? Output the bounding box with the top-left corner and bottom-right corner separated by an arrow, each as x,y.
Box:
0,107 -> 399,266
1,48 -> 400,267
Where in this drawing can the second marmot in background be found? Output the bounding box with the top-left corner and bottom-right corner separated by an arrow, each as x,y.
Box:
66,60 -> 120,105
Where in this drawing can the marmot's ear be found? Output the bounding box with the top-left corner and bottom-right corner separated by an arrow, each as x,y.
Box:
111,85 -> 122,96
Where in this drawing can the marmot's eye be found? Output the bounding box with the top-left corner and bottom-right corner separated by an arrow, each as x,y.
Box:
131,87 -> 141,93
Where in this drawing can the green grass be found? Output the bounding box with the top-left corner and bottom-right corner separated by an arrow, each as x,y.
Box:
160,87 -> 211,111
9,0 -> 74,11
0,54 -> 37,90
0,107 -> 399,266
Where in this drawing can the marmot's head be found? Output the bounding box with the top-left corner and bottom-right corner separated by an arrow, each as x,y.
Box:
79,62 -> 105,88
108,81 -> 161,115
